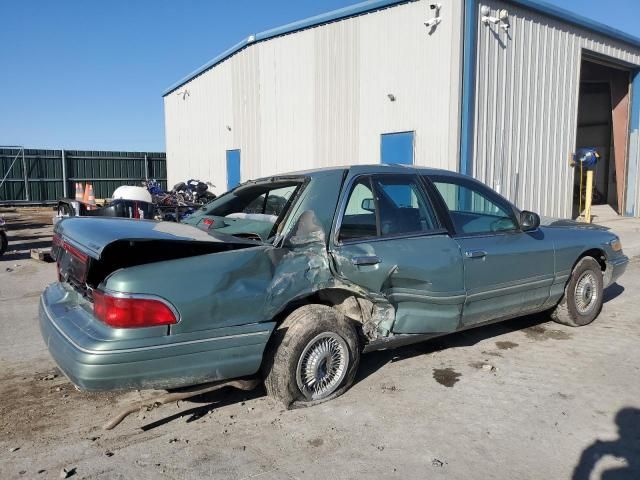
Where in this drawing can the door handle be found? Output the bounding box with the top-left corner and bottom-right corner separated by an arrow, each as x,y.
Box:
351,255 -> 381,266
465,250 -> 487,259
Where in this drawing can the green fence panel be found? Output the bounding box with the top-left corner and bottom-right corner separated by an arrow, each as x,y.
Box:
0,148 -> 166,202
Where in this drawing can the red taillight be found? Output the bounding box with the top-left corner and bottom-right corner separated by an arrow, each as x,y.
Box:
63,241 -> 88,263
52,233 -> 63,247
93,290 -> 177,328
202,218 -> 214,229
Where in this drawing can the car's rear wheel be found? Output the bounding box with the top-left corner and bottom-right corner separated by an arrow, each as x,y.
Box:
263,304 -> 360,408
551,256 -> 603,327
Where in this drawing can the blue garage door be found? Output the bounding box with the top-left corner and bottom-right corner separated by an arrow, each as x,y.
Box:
381,131 -> 414,165
226,149 -> 241,191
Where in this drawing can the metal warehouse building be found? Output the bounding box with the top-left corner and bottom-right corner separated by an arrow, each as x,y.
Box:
163,0 -> 640,219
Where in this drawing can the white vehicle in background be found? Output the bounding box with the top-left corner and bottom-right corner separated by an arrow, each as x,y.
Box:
54,185 -> 155,224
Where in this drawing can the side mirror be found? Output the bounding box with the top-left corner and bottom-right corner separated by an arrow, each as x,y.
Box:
361,198 -> 375,212
520,210 -> 540,231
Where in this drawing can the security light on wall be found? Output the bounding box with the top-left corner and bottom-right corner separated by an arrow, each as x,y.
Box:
481,6 -> 510,30
424,3 -> 442,29
387,93 -> 396,102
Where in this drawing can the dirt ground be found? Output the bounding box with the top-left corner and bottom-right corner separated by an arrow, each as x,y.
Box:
1,208 -> 639,480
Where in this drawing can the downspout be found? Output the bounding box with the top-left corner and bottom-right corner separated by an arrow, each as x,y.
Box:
459,0 -> 479,176
625,70 -> 640,216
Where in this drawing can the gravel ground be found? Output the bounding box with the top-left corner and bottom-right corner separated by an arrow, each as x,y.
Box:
0,208 -> 639,480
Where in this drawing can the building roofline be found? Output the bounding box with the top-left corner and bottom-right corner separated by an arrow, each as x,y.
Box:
162,0 -> 413,97
508,0 -> 640,49
162,0 -> 640,97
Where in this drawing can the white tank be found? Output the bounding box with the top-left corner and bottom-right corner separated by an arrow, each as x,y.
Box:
111,185 -> 152,203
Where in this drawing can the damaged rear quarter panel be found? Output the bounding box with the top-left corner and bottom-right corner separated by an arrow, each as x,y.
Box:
103,169 -> 385,337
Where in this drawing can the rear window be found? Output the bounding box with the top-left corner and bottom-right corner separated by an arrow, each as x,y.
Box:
204,181 -> 302,219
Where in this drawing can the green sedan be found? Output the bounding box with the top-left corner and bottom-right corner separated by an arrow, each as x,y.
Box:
40,165 -> 628,407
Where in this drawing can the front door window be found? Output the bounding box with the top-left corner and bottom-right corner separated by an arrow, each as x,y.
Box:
430,177 -> 517,235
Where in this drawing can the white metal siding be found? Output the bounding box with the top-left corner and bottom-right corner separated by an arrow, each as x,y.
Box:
474,1 -> 640,217
164,0 -> 463,194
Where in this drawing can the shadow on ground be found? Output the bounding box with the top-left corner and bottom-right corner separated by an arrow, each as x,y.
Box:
603,283 -> 624,303
130,281 -> 627,429
1,239 -> 54,261
6,221 -> 51,231
355,311 -> 554,385
572,407 -> 640,480
140,387 -> 266,431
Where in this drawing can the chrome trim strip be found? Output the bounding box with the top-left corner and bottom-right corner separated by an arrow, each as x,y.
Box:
466,275 -> 554,300
553,273 -> 571,284
608,255 -> 629,267
41,296 -> 270,356
386,291 -> 466,305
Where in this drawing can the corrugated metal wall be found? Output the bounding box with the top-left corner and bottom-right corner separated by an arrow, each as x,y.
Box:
164,0 -> 464,195
473,1 -> 640,218
627,72 -> 640,216
0,148 -> 167,202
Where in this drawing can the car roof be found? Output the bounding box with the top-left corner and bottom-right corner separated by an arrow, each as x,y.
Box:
252,164 -> 466,181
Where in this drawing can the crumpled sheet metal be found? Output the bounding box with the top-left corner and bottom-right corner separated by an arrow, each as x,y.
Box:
262,210 -> 395,338
114,209 -> 396,338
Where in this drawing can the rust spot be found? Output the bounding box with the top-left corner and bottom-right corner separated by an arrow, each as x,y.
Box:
523,325 -> 571,341
308,438 -> 324,447
495,341 -> 519,350
481,350 -> 503,357
432,368 -> 461,388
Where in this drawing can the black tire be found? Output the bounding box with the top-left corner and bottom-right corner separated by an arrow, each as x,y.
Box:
0,231 -> 6,256
551,257 -> 604,327
263,304 -> 360,409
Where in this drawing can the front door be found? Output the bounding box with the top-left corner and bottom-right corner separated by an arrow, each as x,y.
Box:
330,171 -> 465,336
428,174 -> 555,326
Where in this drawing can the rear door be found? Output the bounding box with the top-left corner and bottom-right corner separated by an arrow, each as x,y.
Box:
330,170 -> 465,336
427,174 -> 555,326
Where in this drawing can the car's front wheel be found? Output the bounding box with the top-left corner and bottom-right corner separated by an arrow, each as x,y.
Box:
263,304 -> 360,408
551,256 -> 603,327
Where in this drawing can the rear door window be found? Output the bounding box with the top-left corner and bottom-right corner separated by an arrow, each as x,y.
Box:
338,175 -> 440,242
339,178 -> 378,241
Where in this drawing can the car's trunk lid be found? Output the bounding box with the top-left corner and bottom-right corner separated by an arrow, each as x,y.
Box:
54,217 -> 258,259
52,217 -> 260,294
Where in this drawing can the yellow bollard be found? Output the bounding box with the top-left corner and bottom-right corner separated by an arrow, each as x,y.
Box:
584,169 -> 593,223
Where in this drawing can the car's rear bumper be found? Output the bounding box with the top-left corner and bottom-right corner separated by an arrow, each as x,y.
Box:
39,283 -> 274,391
605,255 -> 628,287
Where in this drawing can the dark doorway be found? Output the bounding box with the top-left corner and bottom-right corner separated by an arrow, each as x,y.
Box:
573,58 -> 631,218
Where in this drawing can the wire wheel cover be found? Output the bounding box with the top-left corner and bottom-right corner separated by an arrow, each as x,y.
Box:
574,270 -> 598,315
296,332 -> 349,401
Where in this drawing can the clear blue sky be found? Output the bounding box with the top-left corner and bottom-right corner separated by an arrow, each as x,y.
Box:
0,0 -> 639,152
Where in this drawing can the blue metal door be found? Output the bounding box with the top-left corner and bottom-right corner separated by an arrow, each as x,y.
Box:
381,132 -> 414,165
226,150 -> 241,191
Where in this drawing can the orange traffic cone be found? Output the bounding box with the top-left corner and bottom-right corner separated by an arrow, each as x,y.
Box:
75,182 -> 83,201
87,184 -> 96,208
83,183 -> 90,203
